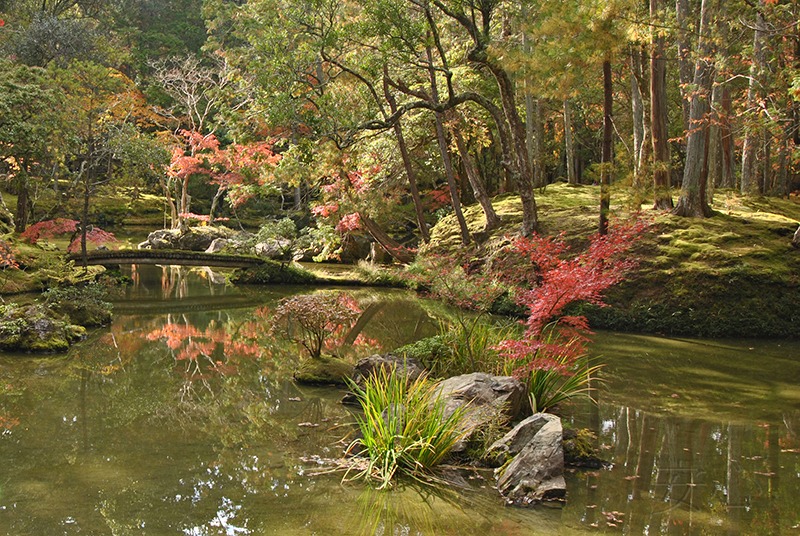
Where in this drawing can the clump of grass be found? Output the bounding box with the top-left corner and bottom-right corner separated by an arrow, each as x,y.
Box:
345,368 -> 466,489
353,260 -> 407,287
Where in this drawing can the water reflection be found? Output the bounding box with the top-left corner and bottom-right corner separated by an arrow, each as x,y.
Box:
0,267 -> 799,535
562,333 -> 800,535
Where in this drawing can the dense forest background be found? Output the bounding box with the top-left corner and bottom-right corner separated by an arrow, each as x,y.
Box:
0,0 -> 798,251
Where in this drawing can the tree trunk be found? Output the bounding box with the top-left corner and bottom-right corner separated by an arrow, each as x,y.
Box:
676,0 -> 694,131
600,59 -> 613,235
741,2 -> 767,195
564,98 -> 576,185
14,169 -> 29,233
673,0 -> 715,218
358,213 -> 415,264
631,46 -> 647,189
383,68 -> 430,242
449,112 -> 501,231
651,0 -> 673,209
707,84 -> 721,195
427,48 -> 471,245
721,86 -> 735,188
534,99 -> 546,188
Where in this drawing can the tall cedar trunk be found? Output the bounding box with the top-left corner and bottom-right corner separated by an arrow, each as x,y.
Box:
599,60 -> 613,235
651,0 -> 673,209
631,46 -> 647,189
777,113 -> 791,197
534,99 -> 546,188
721,86 -> 736,188
564,98 -> 576,184
449,112 -> 501,231
427,48 -> 471,245
676,0 -> 694,131
741,3 -> 767,194
383,69 -> 430,242
14,169 -> 29,233
358,212 -> 415,264
673,0 -> 714,218
523,19 -> 536,186
81,177 -> 90,268
707,84 -> 721,193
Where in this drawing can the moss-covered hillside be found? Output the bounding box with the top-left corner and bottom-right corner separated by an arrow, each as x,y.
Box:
427,184 -> 800,338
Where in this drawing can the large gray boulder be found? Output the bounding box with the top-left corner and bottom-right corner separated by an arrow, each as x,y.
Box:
433,373 -> 529,452
494,414 -> 566,504
254,239 -> 292,259
141,227 -> 237,251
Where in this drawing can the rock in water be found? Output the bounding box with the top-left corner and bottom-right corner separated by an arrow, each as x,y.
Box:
483,413 -> 556,468
494,414 -> 566,504
433,373 -> 529,453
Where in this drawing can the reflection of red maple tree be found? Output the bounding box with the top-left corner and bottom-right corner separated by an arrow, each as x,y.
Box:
146,320 -> 262,381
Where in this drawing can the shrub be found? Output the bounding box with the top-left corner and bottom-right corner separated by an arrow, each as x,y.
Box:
345,368 -> 466,489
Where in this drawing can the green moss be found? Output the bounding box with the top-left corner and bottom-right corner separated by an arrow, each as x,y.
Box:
293,355 -> 353,385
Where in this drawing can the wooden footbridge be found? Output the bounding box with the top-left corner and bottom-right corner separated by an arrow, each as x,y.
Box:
70,249 -> 266,269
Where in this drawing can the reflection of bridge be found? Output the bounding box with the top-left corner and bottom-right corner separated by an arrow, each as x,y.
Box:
70,250 -> 266,269
112,295 -> 263,315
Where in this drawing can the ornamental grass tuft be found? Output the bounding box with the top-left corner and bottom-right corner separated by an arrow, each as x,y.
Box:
345,367 -> 466,489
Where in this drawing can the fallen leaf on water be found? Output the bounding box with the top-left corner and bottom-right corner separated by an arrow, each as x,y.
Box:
298,422 -> 318,427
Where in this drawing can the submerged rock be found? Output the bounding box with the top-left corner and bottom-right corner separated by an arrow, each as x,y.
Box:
433,372 -> 529,453
562,428 -> 607,468
494,413 -> 566,504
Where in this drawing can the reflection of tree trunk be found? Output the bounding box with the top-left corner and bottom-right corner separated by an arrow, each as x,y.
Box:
629,413 -> 659,534
343,303 -> 385,346
359,213 -> 415,264
768,423 -> 781,534
727,422 -> 742,536
648,424 -> 673,530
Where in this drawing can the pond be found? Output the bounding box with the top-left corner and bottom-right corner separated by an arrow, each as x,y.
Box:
0,265 -> 798,535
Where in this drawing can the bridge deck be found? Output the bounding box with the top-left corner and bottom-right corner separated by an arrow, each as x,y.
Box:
70,249 -> 266,268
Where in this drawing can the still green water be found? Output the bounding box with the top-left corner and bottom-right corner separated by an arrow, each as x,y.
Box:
0,265 -> 798,535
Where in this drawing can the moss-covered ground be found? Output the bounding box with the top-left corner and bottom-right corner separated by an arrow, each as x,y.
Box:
426,184 -> 800,338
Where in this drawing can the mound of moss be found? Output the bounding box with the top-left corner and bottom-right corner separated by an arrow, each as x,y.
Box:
0,304 -> 86,353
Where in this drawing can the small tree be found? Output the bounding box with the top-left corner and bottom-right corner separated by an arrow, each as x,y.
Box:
270,292 -> 361,359
496,217 -> 649,411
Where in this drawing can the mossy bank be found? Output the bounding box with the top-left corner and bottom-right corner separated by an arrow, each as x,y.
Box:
426,184 -> 800,339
